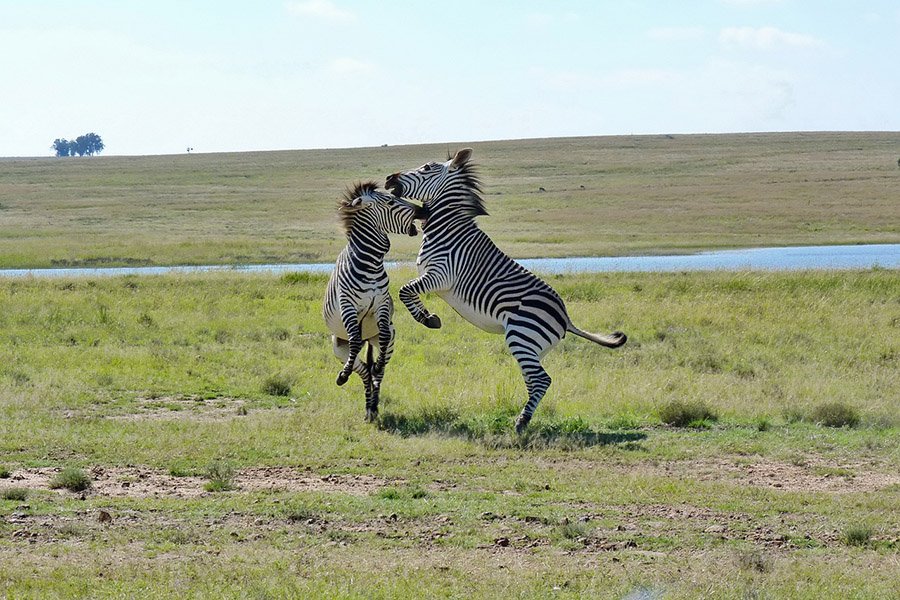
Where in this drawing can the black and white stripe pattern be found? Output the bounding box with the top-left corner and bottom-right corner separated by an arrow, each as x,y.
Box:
386,150 -> 626,432
323,182 -> 418,421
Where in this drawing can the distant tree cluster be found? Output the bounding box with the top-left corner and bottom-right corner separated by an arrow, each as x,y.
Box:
52,133 -> 104,157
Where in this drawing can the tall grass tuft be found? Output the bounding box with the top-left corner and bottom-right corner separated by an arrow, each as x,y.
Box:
810,401 -> 860,428
1,487 -> 28,501
842,524 -> 873,547
49,467 -> 92,492
659,400 -> 718,428
262,374 -> 292,397
203,461 -> 237,492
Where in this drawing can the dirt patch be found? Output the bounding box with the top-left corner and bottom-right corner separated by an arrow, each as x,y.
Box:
662,457 -> 900,494
1,466 -> 400,499
102,395 -> 279,422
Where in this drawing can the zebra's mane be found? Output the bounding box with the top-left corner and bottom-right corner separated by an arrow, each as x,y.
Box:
337,181 -> 380,233
443,151 -> 487,217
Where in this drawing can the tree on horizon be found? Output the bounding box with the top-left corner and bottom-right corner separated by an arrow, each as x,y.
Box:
52,133 -> 104,157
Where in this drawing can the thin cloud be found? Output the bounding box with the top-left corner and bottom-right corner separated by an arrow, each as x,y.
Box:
719,26 -> 823,50
326,57 -> 377,77
720,0 -> 785,5
284,0 -> 355,21
647,26 -> 706,42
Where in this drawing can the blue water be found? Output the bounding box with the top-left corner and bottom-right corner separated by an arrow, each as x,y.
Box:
0,244 -> 897,279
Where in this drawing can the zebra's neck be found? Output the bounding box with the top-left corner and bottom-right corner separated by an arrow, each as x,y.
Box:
345,220 -> 390,270
425,187 -> 485,231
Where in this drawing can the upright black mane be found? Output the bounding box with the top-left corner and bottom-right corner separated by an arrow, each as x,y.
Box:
337,181 -> 380,233
443,151 -> 487,217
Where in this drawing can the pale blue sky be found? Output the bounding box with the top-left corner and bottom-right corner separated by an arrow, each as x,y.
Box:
2,1 -> 898,156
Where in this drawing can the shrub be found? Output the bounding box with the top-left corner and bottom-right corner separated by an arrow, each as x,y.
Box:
49,467 -> 92,492
810,402 -> 859,428
203,461 -> 236,492
659,400 -> 718,427
0,466 -> 10,478
262,374 -> 292,397
1,487 -> 28,501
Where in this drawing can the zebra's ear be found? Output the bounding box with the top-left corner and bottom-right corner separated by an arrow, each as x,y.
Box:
449,148 -> 472,171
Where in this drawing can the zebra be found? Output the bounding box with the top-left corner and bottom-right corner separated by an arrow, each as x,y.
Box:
322,182 -> 419,422
385,149 -> 626,433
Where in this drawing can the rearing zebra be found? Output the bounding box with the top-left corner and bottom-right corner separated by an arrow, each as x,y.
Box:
386,149 -> 626,433
323,182 -> 419,421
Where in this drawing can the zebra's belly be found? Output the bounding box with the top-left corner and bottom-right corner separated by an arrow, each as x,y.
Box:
324,298 -> 382,341
437,290 -> 505,334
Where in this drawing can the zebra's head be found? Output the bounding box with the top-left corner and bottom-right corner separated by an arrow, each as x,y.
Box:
385,149 -> 486,219
338,182 -> 418,237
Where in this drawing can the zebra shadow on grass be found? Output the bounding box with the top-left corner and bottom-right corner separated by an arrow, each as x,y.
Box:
377,405 -> 647,450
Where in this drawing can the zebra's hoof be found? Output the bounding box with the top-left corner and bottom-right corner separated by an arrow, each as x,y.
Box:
365,408 -> 378,423
425,314 -> 442,329
336,372 -> 350,386
514,414 -> 531,435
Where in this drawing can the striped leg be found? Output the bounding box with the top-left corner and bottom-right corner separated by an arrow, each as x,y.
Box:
332,336 -> 374,411
398,270 -> 447,329
336,298 -> 362,386
363,342 -> 379,421
504,321 -> 553,434
371,301 -> 395,384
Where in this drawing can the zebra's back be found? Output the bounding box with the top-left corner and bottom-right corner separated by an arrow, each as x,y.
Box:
423,227 -> 569,339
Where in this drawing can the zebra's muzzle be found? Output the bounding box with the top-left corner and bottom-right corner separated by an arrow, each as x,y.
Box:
385,174 -> 402,197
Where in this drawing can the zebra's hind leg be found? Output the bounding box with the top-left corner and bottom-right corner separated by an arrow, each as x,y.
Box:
504,326 -> 553,434
364,342 -> 379,422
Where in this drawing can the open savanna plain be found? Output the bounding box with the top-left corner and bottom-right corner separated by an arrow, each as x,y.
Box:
0,133 -> 898,598
1,132 -> 898,268
0,269 -> 897,599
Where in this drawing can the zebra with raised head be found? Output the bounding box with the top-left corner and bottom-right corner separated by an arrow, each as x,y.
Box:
323,182 -> 419,421
385,149 -> 626,433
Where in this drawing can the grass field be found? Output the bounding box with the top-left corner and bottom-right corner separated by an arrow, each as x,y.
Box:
1,132 -> 899,268
1,270 -> 897,598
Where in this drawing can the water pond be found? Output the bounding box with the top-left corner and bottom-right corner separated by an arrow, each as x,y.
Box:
1,244 -> 897,279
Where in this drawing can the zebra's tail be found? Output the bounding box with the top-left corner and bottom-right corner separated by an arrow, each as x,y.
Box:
566,323 -> 627,348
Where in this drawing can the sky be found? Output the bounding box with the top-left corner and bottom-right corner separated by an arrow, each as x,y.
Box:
1,0 -> 899,157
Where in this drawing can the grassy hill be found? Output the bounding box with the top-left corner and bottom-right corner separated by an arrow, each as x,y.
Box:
1,132 -> 898,268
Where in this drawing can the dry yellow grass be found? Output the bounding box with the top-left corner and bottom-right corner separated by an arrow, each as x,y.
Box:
1,132 -> 898,268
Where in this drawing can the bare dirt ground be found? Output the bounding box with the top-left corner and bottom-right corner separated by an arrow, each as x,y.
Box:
3,455 -> 897,553
1,466 -> 399,499
659,457 -> 900,494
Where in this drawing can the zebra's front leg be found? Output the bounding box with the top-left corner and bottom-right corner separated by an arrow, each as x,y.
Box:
332,336 -> 374,401
336,300 -> 363,386
505,327 -> 553,434
398,270 -> 447,329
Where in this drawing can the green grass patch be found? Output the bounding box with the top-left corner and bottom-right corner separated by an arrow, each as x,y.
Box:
0,270 -> 897,599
